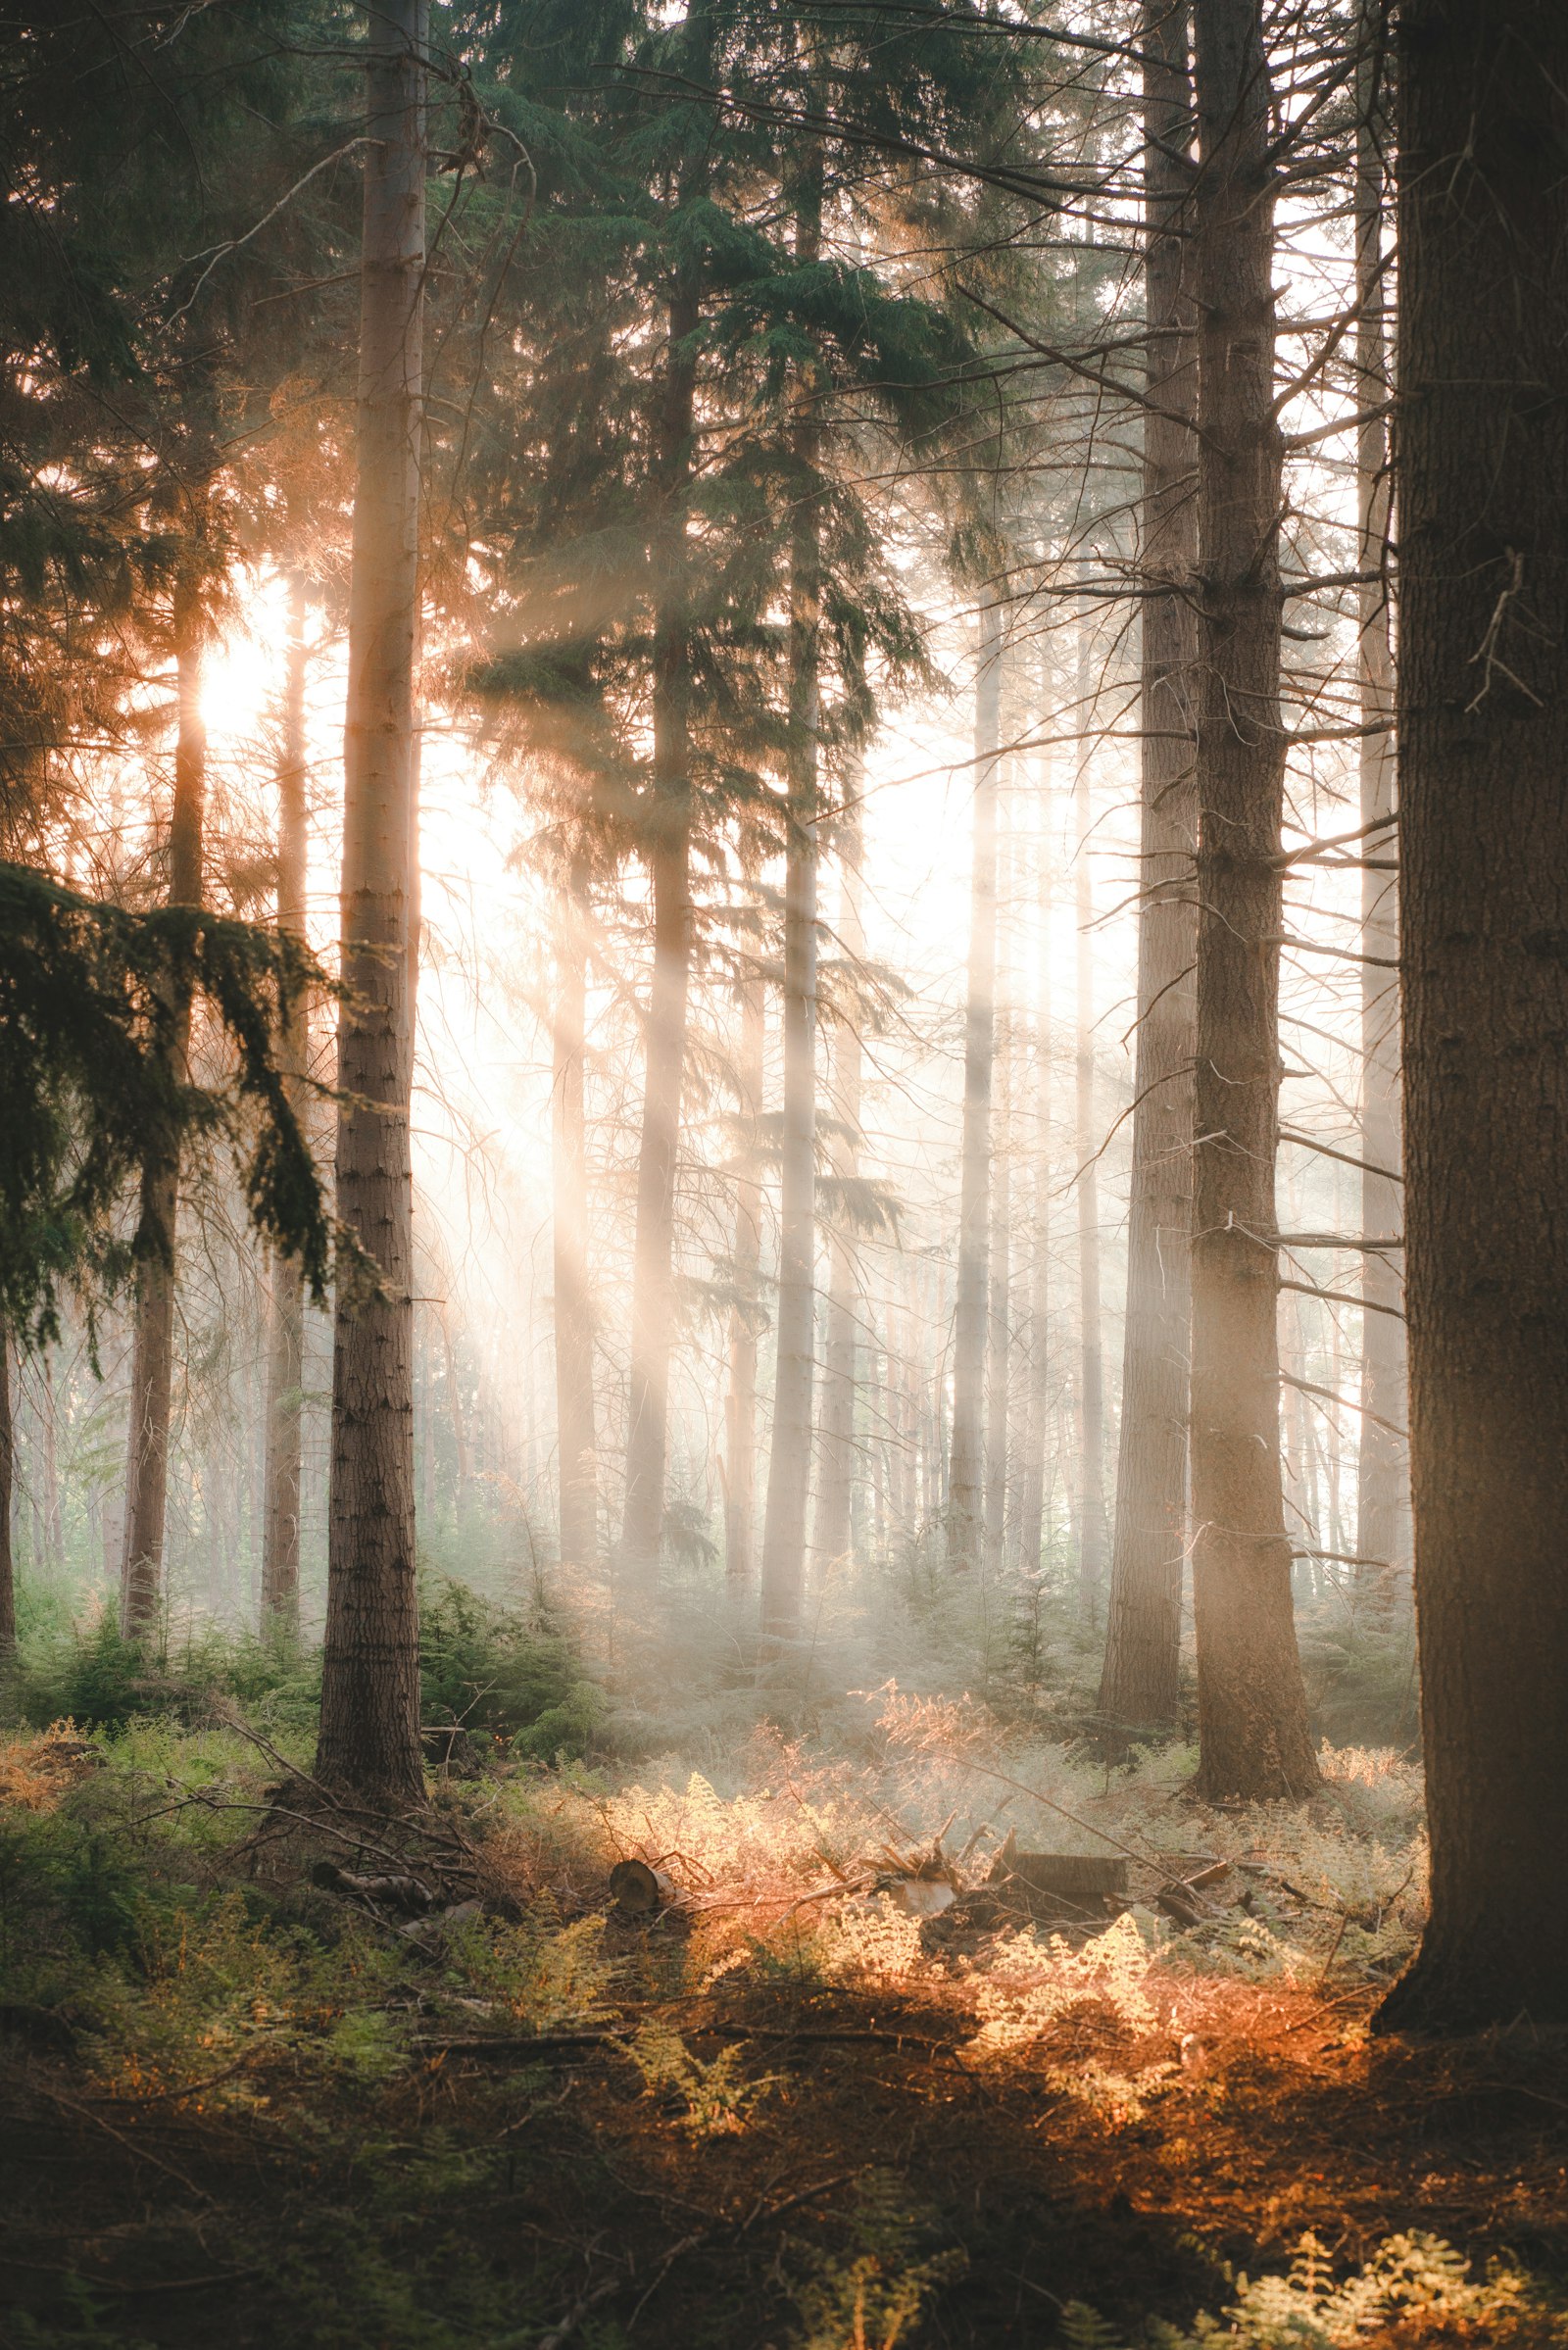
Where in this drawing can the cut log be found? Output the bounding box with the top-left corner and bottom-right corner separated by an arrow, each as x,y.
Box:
987,1840 -> 1129,1920
609,1858 -> 676,1915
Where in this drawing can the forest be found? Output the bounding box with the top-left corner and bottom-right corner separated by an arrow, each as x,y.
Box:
0,0 -> 1565,2341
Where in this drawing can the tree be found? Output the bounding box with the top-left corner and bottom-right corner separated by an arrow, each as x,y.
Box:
316,0 -> 429,1807
262,571 -> 311,1633
1377,0 -> 1568,2032
1099,0 -> 1199,1742
1186,0 -> 1317,1802
814,807 -> 865,1574
1071,599 -> 1108,1619
552,843 -> 599,1573
722,969 -> 765,1585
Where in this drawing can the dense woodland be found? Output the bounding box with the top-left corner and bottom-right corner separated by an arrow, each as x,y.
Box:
1,1 -> 1566,2342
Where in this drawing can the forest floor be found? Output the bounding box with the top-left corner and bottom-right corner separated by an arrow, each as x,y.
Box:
0,1703 -> 1565,2349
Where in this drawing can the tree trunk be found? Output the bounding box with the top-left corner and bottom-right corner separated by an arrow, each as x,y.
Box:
947,598 -> 1002,1572
1376,0 -> 1568,2033
0,1334 -> 14,1657
1352,26 -> 1408,1596
316,0 -> 427,1808
1072,614 -> 1107,1622
723,970 -> 765,1585
1187,0 -> 1317,1803
760,157 -> 824,1643
1100,1 -> 1200,1741
553,850 -> 598,1571
984,997 -> 1010,1581
262,571 -> 310,1634
121,570 -> 206,1637
814,811 -> 864,1572
1015,746 -> 1054,1582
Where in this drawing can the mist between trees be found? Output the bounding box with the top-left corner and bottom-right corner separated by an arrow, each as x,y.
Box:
1,0 -> 1565,2047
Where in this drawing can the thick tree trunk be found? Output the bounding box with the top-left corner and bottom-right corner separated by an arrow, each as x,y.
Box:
316,0 -> 427,1807
553,851 -> 598,1572
723,971 -> 765,1585
121,574 -> 206,1637
1072,622 -> 1108,1622
262,572 -> 310,1634
0,1334 -> 13,1657
1377,0 -> 1568,2033
947,599 -> 1002,1572
1352,31 -> 1408,1596
1187,0 -> 1317,1803
814,812 -> 864,1572
1100,2 -> 1199,1741
760,162 -> 824,1641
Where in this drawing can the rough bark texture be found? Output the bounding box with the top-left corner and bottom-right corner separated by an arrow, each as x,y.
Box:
1187,0 -> 1318,1803
1377,0 -> 1568,2032
121,576 -> 206,1637
1014,740 -> 1054,1581
0,1335 -> 14,1657
984,990 -> 1010,1581
760,159 -> 823,1641
316,0 -> 427,1807
1352,28 -> 1409,1594
1099,2 -> 1199,1741
552,851 -> 598,1572
1072,620 -> 1108,1621
946,600 -> 1002,1573
262,572 -> 310,1633
814,813 -> 864,1572
723,972 -> 764,1585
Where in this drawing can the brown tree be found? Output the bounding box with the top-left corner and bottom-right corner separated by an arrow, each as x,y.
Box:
552,847 -> 598,1573
315,0 -> 428,1806
1187,0 -> 1317,1801
814,811 -> 864,1574
1377,0 -> 1568,2032
722,970 -> 765,1585
1099,0 -> 1199,1741
261,571 -> 310,1634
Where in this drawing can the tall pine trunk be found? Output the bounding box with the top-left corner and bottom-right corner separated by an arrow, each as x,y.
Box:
262,571 -> 310,1633
1187,0 -> 1317,1802
1352,27 -> 1407,1594
553,850 -> 597,1571
723,970 -> 764,1584
1378,0 -> 1568,2032
0,1335 -> 13,1658
316,0 -> 427,1806
760,156 -> 824,1641
984,995 -> 1010,1580
1100,1 -> 1199,1740
1072,619 -> 1107,1620
947,598 -> 1002,1572
814,811 -> 864,1571
122,571 -> 206,1637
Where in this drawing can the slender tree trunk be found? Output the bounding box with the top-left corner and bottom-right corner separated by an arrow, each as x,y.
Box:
0,1335 -> 14,1658
814,811 -> 864,1571
1352,27 -> 1407,1595
1377,0 -> 1568,2033
1100,1 -> 1199,1740
316,0 -> 427,1806
553,851 -> 598,1571
121,571 -> 206,1637
947,598 -> 1002,1571
760,156 -> 824,1642
1187,0 -> 1317,1802
723,971 -> 764,1585
1072,616 -> 1107,1622
262,572 -> 310,1634
1015,754 -> 1054,1581
984,1004 -> 1010,1580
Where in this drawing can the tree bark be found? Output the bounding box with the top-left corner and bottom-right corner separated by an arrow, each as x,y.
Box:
1352,22 -> 1408,1596
1072,612 -> 1108,1621
814,809 -> 864,1572
316,0 -> 427,1808
1187,0 -> 1318,1802
552,848 -> 598,1571
121,569 -> 206,1637
723,969 -> 765,1585
1100,1 -> 1199,1741
262,571 -> 310,1634
1014,745 -> 1054,1582
947,598 -> 1002,1572
984,988 -> 1010,1581
760,152 -> 824,1642
1377,0 -> 1568,2032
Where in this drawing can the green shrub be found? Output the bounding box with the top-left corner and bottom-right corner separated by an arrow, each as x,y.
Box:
418,1581 -> 603,1760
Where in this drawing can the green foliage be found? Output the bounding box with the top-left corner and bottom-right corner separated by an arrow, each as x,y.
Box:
12,1611 -> 320,1735
787,2173 -> 967,2350
419,1580 -> 605,1759
626,2017 -> 776,2136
